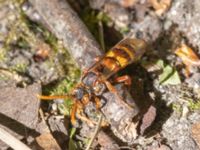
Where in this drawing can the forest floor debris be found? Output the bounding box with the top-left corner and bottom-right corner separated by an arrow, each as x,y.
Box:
0,0 -> 200,149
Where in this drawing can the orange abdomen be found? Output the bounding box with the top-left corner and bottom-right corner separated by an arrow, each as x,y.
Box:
96,38 -> 147,79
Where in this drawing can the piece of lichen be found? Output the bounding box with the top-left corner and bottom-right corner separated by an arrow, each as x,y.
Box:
172,103 -> 183,113
11,63 -> 28,73
188,99 -> 200,111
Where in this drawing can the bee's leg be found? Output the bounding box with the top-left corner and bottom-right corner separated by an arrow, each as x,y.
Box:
71,102 -> 94,126
104,80 -> 132,110
71,103 -> 78,125
81,89 -> 101,110
76,104 -> 97,127
38,95 -> 70,100
81,95 -> 90,106
113,75 -> 132,88
94,97 -> 101,110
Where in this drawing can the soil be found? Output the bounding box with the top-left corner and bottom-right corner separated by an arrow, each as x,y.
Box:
0,0 -> 200,149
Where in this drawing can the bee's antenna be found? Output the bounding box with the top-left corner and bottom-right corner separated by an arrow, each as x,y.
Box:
37,94 -> 72,100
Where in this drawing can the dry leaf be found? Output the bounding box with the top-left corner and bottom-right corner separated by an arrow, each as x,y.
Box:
149,0 -> 172,16
36,132 -> 61,150
175,44 -> 200,66
140,105 -> 156,135
191,122 -> 200,149
175,44 -> 200,76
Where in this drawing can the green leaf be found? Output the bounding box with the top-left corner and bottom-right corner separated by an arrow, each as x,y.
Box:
156,59 -> 164,68
97,12 -> 111,24
69,128 -> 77,150
159,65 -> 173,83
157,60 -> 181,85
70,128 -> 76,138
69,138 -> 77,150
160,69 -> 181,85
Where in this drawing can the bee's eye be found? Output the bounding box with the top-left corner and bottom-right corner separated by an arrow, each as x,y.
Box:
82,72 -> 97,87
74,88 -> 85,100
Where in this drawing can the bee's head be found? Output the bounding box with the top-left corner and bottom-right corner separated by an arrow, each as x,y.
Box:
72,87 -> 88,101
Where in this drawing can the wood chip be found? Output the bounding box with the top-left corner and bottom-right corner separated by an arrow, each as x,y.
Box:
36,132 -> 61,150
0,83 -> 41,129
29,0 -> 102,70
191,122 -> 200,148
140,105 -> 157,135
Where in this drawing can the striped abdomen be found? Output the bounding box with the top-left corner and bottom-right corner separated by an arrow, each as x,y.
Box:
94,38 -> 146,79
81,38 -> 146,90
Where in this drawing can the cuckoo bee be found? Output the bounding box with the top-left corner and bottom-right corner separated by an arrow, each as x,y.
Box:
39,38 -> 146,125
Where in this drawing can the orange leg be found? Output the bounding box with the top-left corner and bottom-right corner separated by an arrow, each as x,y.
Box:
104,80 -> 132,110
81,94 -> 90,106
38,94 -> 71,100
94,97 -> 101,109
114,75 -> 132,87
74,86 -> 101,110
71,101 -> 97,126
76,102 -> 97,126
76,110 -> 97,127
70,103 -> 78,125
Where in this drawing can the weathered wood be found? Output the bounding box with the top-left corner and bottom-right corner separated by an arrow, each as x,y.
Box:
29,0 -> 102,70
0,83 -> 41,129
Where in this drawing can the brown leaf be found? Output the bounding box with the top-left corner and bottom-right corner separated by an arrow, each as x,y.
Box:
149,0 -> 172,16
175,44 -> 200,66
36,132 -> 61,150
140,105 -> 156,135
191,122 -> 200,148
175,44 -> 200,76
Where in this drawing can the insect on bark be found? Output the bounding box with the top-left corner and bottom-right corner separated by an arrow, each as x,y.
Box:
39,38 -> 147,126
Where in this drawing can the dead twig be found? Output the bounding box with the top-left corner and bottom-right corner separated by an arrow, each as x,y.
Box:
0,127 -> 31,150
29,0 -> 102,70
